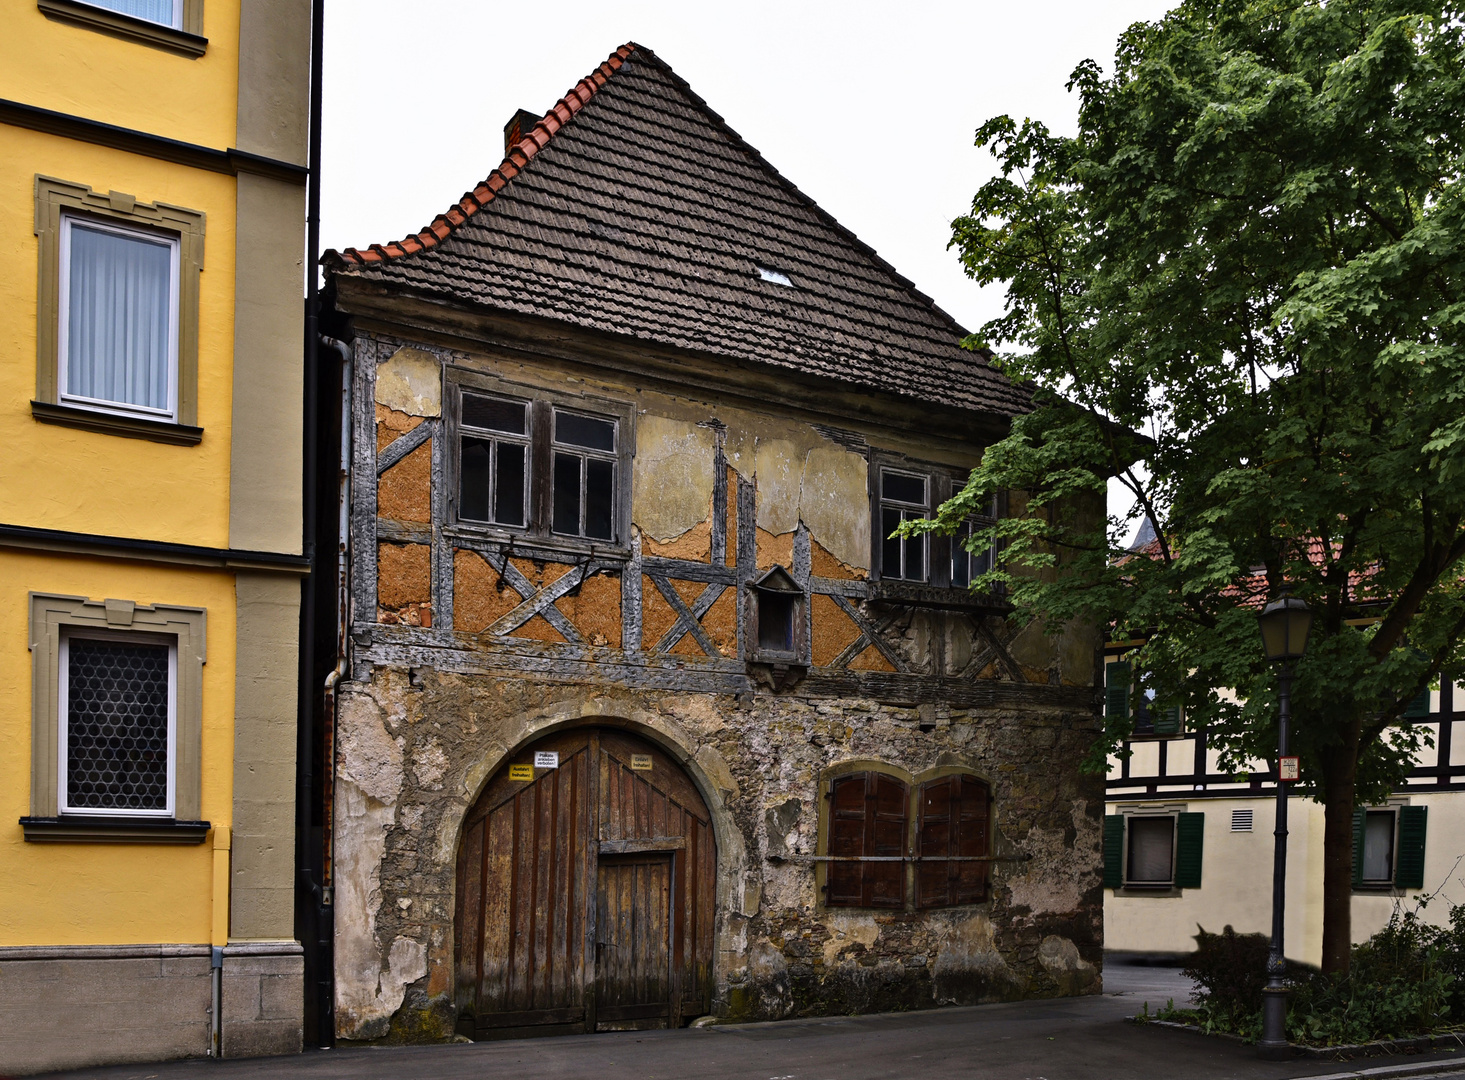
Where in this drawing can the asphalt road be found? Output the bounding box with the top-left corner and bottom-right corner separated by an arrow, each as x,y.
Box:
37,964 -> 1465,1080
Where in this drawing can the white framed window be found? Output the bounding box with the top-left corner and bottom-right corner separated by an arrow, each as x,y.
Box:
57,629 -> 177,818
878,468 -> 930,582
551,408 -> 618,541
57,214 -> 181,422
81,0 -> 182,29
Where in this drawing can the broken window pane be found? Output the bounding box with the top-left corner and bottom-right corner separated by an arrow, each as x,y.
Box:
585,458 -> 614,539
495,442 -> 526,526
556,411 -> 615,451
552,452 -> 581,534
462,393 -> 526,434
460,437 -> 493,522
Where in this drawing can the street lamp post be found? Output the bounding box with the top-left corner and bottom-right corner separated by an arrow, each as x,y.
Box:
1256,593 -> 1312,1060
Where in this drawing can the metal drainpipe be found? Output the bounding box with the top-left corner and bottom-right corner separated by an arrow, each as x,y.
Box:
210,945 -> 223,1057
320,335 -> 352,908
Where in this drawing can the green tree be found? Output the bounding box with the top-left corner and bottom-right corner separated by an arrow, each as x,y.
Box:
927,0 -> 1465,973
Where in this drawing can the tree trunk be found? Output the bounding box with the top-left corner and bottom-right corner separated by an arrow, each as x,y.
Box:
1318,738 -> 1360,975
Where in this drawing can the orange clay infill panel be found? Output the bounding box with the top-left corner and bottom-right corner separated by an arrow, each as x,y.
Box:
641,576 -> 705,651
377,403 -> 425,453
756,528 -> 794,572
378,542 -> 432,626
556,570 -> 622,648
810,537 -> 864,580
700,587 -> 737,657
378,441 -> 433,523
641,517 -> 712,562
811,593 -> 862,667
509,557 -> 574,590
508,614 -> 566,643
452,549 -> 519,633
849,643 -> 897,673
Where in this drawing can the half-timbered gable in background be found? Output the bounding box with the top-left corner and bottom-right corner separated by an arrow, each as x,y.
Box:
320,42 -> 1105,1043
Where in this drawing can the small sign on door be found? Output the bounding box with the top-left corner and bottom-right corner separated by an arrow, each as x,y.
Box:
508,764 -> 534,782
534,751 -> 560,769
630,754 -> 653,771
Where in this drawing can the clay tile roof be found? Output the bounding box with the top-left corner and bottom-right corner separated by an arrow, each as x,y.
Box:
325,42 -> 1029,420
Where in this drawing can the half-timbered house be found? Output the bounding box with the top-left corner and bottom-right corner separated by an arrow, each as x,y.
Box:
317,43 -> 1105,1043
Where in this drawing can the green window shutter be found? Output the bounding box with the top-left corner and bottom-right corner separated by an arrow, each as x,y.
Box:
1154,706 -> 1182,736
1401,689 -> 1430,720
1103,814 -> 1125,889
1352,809 -> 1366,888
1395,806 -> 1428,889
1105,661 -> 1131,720
1175,812 -> 1204,888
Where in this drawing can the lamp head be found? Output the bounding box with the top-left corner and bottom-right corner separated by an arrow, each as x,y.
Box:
1258,593 -> 1312,663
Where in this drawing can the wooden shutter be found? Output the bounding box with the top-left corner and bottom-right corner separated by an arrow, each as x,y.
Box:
1351,808 -> 1366,888
1105,661 -> 1130,720
916,775 -> 991,909
826,772 -> 908,908
1395,806 -> 1428,889
1402,689 -> 1430,720
1153,706 -> 1182,736
1102,815 -> 1124,889
1174,812 -> 1204,889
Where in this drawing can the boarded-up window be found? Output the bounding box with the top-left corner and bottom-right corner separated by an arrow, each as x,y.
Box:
825,772 -> 908,908
915,774 -> 991,908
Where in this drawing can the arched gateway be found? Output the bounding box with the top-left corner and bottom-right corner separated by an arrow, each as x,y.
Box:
454,727 -> 717,1039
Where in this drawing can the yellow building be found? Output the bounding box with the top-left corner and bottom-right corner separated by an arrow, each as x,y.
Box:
0,0 -> 312,1071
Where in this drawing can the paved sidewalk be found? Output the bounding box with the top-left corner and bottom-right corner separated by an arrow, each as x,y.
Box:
36,964 -> 1465,1080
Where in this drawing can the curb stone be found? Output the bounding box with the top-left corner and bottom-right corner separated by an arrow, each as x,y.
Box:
1291,1053 -> 1465,1080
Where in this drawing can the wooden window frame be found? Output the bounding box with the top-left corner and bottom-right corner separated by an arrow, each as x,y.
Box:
37,0 -> 207,57
33,176 -> 205,444
1352,803 -> 1427,891
445,369 -> 634,557
868,453 -> 997,588
22,592 -> 208,843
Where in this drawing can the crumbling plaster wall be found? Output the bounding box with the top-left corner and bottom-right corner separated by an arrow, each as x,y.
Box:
332,670 -> 1104,1040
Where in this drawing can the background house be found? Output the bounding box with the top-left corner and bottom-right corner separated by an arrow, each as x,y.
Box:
0,0 -> 311,1071
1103,650 -> 1462,964
317,43 -> 1107,1042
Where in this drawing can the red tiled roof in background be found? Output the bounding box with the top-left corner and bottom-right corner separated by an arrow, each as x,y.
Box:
333,44 -> 635,267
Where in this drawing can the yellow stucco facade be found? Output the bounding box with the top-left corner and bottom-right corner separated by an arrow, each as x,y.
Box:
0,1 -> 311,1072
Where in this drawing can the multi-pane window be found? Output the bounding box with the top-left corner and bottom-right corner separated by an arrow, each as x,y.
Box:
83,0 -> 183,27
58,633 -> 176,817
1105,658 -> 1182,736
59,216 -> 180,420
951,493 -> 999,589
823,770 -> 994,910
453,383 -> 627,546
551,410 -> 616,540
879,469 -> 929,582
458,393 -> 529,527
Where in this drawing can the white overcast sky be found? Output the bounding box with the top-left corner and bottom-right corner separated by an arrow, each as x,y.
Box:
320,0 -> 1175,537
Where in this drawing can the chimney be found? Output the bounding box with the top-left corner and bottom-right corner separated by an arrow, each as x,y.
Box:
503,109 -> 542,154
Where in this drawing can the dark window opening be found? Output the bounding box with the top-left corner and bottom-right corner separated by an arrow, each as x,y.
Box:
458,392 -> 530,527
879,469 -> 928,582
951,494 -> 999,588
757,591 -> 796,652
551,409 -> 618,541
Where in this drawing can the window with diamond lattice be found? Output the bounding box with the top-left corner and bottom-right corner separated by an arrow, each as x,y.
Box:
60,636 -> 175,815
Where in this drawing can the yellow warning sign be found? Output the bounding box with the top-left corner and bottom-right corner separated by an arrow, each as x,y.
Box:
630,754 -> 653,771
508,764 -> 534,782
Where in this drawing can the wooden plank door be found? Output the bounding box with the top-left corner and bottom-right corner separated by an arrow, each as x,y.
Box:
454,729 -> 596,1039
594,853 -> 673,1030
